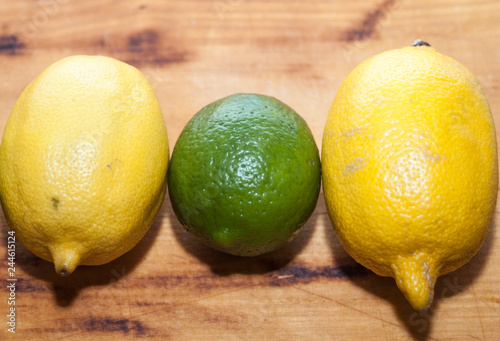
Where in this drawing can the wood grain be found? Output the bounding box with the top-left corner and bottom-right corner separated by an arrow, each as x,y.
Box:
1,0 -> 500,340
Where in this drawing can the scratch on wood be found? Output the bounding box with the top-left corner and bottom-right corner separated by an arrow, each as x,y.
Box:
468,267 -> 487,341
268,263 -> 370,286
15,278 -> 49,293
128,29 -> 158,49
83,316 -> 149,336
122,29 -> 191,67
131,287 -> 251,320
292,286 -> 444,339
341,0 -> 398,42
0,35 -> 24,55
486,296 -> 500,305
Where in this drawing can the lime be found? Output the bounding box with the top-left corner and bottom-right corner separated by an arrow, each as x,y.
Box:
168,93 -> 321,256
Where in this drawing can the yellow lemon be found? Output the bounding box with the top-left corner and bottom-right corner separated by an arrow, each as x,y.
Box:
322,40 -> 498,309
0,55 -> 169,276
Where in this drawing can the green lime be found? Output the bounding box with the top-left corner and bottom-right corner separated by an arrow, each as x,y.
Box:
168,93 -> 321,256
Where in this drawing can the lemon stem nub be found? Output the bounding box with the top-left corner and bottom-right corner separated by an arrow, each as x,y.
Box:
412,39 -> 431,47
392,255 -> 437,310
49,244 -> 82,276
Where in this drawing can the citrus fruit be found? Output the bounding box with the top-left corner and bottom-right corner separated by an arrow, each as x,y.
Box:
0,55 -> 169,276
322,40 -> 498,309
168,93 -> 321,256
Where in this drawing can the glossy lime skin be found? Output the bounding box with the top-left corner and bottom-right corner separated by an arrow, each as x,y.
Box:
168,93 -> 321,256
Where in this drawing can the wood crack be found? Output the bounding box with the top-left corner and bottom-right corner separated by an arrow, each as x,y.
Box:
341,0 -> 398,42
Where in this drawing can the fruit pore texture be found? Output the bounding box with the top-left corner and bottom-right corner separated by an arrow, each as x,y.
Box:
0,55 -> 169,274
168,93 -> 321,256
322,45 -> 498,309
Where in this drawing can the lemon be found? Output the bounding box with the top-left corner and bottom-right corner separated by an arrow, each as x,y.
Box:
168,93 -> 321,256
0,55 -> 169,276
322,40 -> 498,309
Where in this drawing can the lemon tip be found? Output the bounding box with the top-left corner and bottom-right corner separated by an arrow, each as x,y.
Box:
49,244 -> 82,276
392,257 -> 437,310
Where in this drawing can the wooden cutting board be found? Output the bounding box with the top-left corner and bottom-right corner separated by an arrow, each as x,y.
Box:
1,0 -> 499,340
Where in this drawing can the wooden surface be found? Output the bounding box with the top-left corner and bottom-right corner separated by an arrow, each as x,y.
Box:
1,0 -> 500,340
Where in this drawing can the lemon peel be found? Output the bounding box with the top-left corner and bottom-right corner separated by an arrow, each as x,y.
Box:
322,41 -> 497,309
